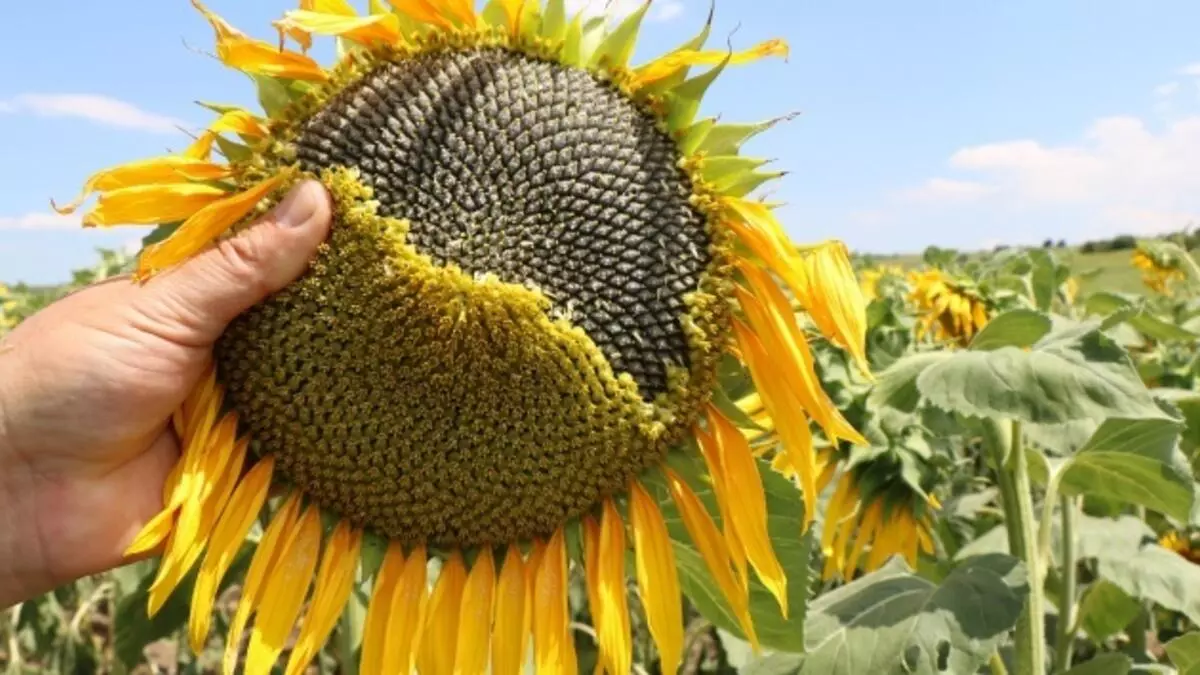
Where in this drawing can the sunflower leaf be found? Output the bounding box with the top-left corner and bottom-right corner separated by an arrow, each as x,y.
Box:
643,447 -> 812,652
1167,632 -> 1200,675
1062,653 -> 1133,675
966,308 -> 1052,351
740,554 -> 1029,675
915,319 -> 1172,426
1056,417 -> 1193,522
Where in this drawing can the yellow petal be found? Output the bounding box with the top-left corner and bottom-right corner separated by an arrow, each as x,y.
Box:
497,0 -> 527,35
665,468 -> 759,652
388,543 -> 430,674
492,546 -> 529,675
80,183 -> 228,228
441,0 -> 478,26
277,9 -> 401,45
534,529 -> 575,675
633,39 -> 788,88
582,517 -> 606,672
208,109 -> 270,138
53,157 -> 231,215
454,548 -> 497,675
285,521 -> 362,675
192,0 -> 245,42
188,457 -> 275,653
245,505 -> 322,675
387,0 -> 454,28
628,481 -> 683,675
707,406 -> 789,618
420,550 -> 467,674
361,543 -> 405,675
732,318 -> 818,525
596,500 -> 632,675
219,37 -> 328,81
693,426 -> 748,590
738,263 -> 867,446
136,171 -> 288,280
224,492 -> 303,675
796,240 -> 871,377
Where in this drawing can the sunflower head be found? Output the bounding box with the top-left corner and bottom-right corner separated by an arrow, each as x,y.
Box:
907,267 -> 989,346
1160,530 -> 1200,564
55,2 -> 870,673
857,263 -> 904,303
819,455 -> 940,582
1132,246 -> 1187,296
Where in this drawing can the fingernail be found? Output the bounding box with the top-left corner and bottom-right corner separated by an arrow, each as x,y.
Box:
274,180 -> 326,228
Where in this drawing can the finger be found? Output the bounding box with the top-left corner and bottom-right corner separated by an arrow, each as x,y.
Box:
142,179 -> 332,344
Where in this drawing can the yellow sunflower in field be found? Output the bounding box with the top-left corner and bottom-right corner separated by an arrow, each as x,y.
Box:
908,268 -> 989,346
1132,248 -> 1186,296
55,1 -> 870,673
0,284 -> 18,333
1160,530 -> 1200,565
819,466 -> 938,581
857,263 -> 903,302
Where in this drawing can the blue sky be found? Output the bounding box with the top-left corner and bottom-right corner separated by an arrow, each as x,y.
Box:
4,0 -> 1200,284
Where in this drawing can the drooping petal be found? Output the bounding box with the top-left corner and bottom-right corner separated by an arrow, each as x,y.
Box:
188,457 -> 275,653
534,529 -> 575,675
455,548 -> 497,675
52,157 -> 232,215
81,183 -> 228,228
665,468 -> 759,652
219,37 -> 329,81
582,517 -> 606,671
707,406 -> 788,617
223,492 -> 304,675
694,426 -> 748,590
387,543 -> 429,675
244,505 -> 323,675
596,500 -> 632,675
192,0 -> 246,42
492,545 -> 528,675
633,39 -> 788,89
440,0 -> 478,27
277,9 -> 402,45
419,550 -> 467,674
732,318 -> 818,525
628,481 -> 683,675
207,108 -> 270,138
738,263 -> 867,446
360,543 -> 405,675
591,1 -> 650,70
795,240 -> 871,377
136,171 -> 289,280
284,521 -> 362,675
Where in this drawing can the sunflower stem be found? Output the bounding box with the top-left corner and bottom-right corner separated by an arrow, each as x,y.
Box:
1053,496 -> 1079,674
988,650 -> 1010,675
1009,421 -> 1046,675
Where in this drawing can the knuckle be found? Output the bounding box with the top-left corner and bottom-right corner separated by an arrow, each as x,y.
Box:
214,229 -> 271,294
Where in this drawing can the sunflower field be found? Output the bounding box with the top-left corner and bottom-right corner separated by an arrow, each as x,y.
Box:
7,2 -> 1200,675
3,235 -> 1200,675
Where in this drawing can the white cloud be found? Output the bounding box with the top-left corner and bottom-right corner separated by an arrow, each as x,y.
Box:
1155,81 -> 1181,97
1180,63 -> 1200,77
564,0 -> 684,23
893,178 -> 997,204
0,212 -> 82,230
0,94 -> 187,134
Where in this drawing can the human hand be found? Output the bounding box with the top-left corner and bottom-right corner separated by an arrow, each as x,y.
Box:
0,180 -> 332,608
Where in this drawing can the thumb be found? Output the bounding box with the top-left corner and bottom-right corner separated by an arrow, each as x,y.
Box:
143,179 -> 332,344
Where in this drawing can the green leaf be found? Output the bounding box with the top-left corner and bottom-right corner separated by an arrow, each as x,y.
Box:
1096,538 -> 1200,626
765,554 -> 1029,675
113,543 -> 254,668
643,447 -> 812,652
1154,388 -> 1200,450
1062,653 -> 1133,675
967,309 -> 1053,351
1087,291 -> 1199,342
1056,417 -> 1193,520
1167,632 -> 1200,675
867,352 -> 953,414
140,221 -> 182,248
1077,580 -> 1142,643
917,321 -> 1169,425
1029,250 -> 1061,312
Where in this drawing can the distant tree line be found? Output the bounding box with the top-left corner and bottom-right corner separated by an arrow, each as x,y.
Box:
1077,228 -> 1198,254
